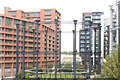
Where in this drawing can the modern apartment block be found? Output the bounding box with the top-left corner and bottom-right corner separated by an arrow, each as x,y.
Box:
109,1 -> 120,53
79,12 -> 103,68
0,8 -> 61,78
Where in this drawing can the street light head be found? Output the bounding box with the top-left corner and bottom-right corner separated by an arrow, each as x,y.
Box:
73,20 -> 78,23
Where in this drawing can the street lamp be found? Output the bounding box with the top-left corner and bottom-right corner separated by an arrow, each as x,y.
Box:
21,22 -> 26,79
97,24 -> 102,74
15,24 -> 19,78
35,20 -> 40,80
73,20 -> 78,79
32,29 -> 35,68
45,30 -> 48,73
54,19 -> 58,79
93,26 -> 97,69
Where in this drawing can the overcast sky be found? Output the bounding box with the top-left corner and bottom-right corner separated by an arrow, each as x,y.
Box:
0,0 -> 116,51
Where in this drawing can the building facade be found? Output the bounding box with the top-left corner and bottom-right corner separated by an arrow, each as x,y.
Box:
110,1 -> 120,53
0,8 -> 61,78
79,12 -> 103,68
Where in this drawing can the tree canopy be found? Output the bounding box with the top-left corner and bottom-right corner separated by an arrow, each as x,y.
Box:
101,49 -> 120,79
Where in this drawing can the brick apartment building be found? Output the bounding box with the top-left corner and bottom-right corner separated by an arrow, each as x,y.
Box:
0,8 -> 61,77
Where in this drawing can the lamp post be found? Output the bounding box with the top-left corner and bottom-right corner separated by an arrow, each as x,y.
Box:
73,20 -> 77,79
93,27 -> 97,69
97,24 -> 101,74
59,30 -> 62,78
21,22 -> 26,79
32,29 -> 35,68
84,29 -> 87,70
54,19 -> 58,79
35,20 -> 40,79
15,24 -> 19,78
45,30 -> 48,73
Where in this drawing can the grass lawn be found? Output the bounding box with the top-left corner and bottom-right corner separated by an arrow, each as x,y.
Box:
28,74 -> 82,78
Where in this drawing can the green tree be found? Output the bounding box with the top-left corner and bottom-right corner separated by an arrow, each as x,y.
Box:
101,49 -> 120,79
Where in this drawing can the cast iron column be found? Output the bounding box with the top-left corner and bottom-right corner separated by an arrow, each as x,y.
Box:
33,29 -> 35,67
54,19 -> 58,79
97,24 -> 101,74
45,30 -> 48,73
21,23 -> 25,79
15,24 -> 19,78
35,20 -> 40,79
73,20 -> 77,79
94,28 -> 97,69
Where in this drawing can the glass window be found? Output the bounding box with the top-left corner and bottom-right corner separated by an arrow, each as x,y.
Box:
80,44 -> 85,47
81,48 -> 85,51
28,22 -> 34,29
44,10 -> 51,14
0,17 -> 3,26
80,36 -> 85,39
29,18 -> 37,20
45,15 -> 51,18
0,33 -> 2,37
45,19 -> 51,22
86,36 -> 90,39
5,28 -> 12,32
6,18 -> 12,26
30,13 -> 36,16
14,19 -> 20,27
37,13 -> 40,16
80,31 -> 85,34
45,23 -> 51,25
9,11 -> 16,15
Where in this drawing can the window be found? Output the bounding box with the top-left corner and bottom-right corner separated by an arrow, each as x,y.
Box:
45,23 -> 51,25
37,13 -> 40,16
5,34 -> 12,38
0,17 -> 3,26
44,10 -> 51,14
9,11 -> 16,15
5,40 -> 12,44
80,44 -> 85,47
29,18 -> 37,20
30,13 -> 36,16
86,36 -> 90,39
84,17 -> 91,21
5,51 -> 12,55
45,19 -> 51,22
81,48 -> 85,52
28,22 -> 34,29
0,33 -> 3,37
6,18 -> 12,26
80,31 -> 85,34
14,19 -> 20,27
5,28 -> 12,32
5,46 -> 12,49
80,36 -> 85,39
45,15 -> 51,18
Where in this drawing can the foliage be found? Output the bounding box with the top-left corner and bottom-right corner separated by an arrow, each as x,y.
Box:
101,49 -> 120,79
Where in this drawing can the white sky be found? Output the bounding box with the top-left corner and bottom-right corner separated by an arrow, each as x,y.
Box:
0,0 -> 116,51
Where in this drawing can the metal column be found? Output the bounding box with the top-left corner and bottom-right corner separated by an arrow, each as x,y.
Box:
45,30 -> 48,73
84,29 -> 87,70
54,19 -> 58,79
59,30 -> 62,78
94,28 -> 97,69
33,29 -> 35,68
15,24 -> 19,78
97,25 -> 101,74
73,20 -> 77,79
35,20 -> 40,79
21,23 -> 25,79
